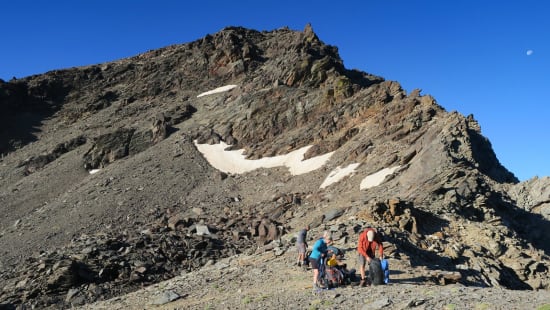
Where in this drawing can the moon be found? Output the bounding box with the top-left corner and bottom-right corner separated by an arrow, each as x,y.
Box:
526,49 -> 534,56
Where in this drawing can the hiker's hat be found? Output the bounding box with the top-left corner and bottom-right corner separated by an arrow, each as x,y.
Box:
367,230 -> 375,242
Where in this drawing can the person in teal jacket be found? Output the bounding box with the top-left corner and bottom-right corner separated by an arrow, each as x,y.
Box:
308,231 -> 331,289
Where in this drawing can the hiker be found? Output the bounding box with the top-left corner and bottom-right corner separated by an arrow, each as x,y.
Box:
296,224 -> 309,267
309,231 -> 331,290
327,246 -> 356,285
357,227 -> 384,286
325,247 -> 345,287
327,249 -> 344,268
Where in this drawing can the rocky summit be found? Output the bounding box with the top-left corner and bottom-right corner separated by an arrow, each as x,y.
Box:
1,25 -> 549,309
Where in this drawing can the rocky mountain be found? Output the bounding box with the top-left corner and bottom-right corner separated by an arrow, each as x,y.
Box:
1,24 -> 549,309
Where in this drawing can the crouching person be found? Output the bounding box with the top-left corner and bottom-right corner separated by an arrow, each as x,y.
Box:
357,227 -> 384,286
325,249 -> 345,287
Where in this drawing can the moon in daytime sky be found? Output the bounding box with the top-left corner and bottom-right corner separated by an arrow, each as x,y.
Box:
526,49 -> 534,56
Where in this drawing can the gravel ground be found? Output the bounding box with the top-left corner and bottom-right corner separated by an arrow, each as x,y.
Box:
79,251 -> 550,310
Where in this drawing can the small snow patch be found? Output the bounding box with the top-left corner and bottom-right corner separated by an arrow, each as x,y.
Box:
320,163 -> 361,189
194,141 -> 333,176
197,84 -> 237,98
89,169 -> 101,175
360,166 -> 400,190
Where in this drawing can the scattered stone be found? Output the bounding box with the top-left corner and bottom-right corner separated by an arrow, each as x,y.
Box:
65,288 -> 80,302
150,290 -> 181,305
406,298 -> 427,307
195,224 -> 211,236
324,208 -> 344,222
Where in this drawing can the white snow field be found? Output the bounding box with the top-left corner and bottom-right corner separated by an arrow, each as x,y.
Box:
320,163 -> 361,189
360,166 -> 401,190
195,141 -> 400,190
194,141 -> 333,175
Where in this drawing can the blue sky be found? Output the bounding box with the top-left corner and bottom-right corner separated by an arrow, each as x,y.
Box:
1,1 -> 548,181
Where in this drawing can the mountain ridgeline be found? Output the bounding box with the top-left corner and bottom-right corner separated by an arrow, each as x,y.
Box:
1,25 -> 549,308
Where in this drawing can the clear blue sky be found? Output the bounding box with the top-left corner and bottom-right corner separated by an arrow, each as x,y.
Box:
1,1 -> 548,181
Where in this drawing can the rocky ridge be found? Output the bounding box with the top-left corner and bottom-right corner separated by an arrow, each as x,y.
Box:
0,25 -> 549,308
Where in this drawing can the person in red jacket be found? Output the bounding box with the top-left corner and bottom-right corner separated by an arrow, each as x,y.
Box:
357,227 -> 384,286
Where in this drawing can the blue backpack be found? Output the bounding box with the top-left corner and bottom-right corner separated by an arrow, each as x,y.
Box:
380,259 -> 389,284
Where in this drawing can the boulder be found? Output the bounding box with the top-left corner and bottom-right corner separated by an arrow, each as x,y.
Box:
195,224 -> 211,236
324,208 -> 344,222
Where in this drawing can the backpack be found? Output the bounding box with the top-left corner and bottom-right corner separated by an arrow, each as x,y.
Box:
325,266 -> 344,287
380,259 -> 389,284
341,267 -> 356,285
369,258 -> 384,285
303,250 -> 312,266
327,245 -> 343,258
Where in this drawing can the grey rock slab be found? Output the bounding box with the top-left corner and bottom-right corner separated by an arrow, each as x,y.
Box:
195,224 -> 211,236
150,290 -> 181,305
324,208 -> 344,222
65,288 -> 80,302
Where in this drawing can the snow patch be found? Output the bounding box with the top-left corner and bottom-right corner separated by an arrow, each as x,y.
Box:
360,166 -> 401,190
194,141 -> 333,175
89,169 -> 101,175
320,163 -> 361,189
197,85 -> 237,98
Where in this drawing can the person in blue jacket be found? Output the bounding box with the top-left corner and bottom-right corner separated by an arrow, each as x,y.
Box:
308,231 -> 331,289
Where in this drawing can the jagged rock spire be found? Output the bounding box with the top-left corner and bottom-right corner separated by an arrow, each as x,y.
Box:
303,22 -> 318,41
